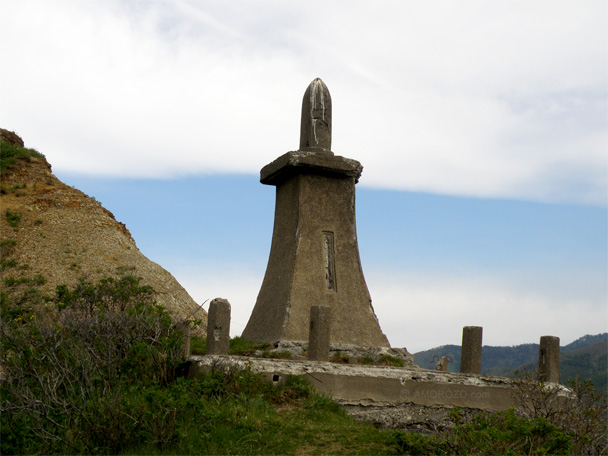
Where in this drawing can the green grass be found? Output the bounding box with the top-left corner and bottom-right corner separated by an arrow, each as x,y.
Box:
190,336 -> 272,356
261,350 -> 291,359
3,273 -> 602,454
5,209 -> 22,227
190,336 -> 207,355
229,336 -> 272,355
113,373 -> 405,455
0,258 -> 18,271
378,354 -> 405,367
331,351 -> 350,363
2,356 -> 408,455
0,140 -> 44,175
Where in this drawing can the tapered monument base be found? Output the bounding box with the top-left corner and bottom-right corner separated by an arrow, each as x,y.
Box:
242,150 -> 389,347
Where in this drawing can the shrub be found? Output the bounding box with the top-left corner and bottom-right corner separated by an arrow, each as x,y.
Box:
228,335 -> 271,355
444,407 -> 572,455
0,140 -> 44,175
330,351 -> 350,363
392,430 -> 450,455
510,370 -> 607,455
0,239 -> 17,257
190,335 -> 207,355
4,209 -> 22,227
434,373 -> 608,456
0,274 -> 188,454
261,350 -> 292,359
378,354 -> 404,367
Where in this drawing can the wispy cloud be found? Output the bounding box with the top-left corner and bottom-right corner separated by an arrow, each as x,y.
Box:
2,0 -> 606,205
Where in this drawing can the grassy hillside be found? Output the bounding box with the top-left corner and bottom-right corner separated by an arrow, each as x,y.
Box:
0,139 -> 44,176
3,274 -> 606,455
0,274 -> 407,455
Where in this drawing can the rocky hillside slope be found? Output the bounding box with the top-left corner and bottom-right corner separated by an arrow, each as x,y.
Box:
1,129 -> 206,330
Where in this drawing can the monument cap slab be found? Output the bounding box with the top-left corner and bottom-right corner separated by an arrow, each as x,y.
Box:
260,150 -> 363,186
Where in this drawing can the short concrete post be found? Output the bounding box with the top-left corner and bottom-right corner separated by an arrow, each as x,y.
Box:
538,335 -> 560,383
206,298 -> 231,355
308,306 -> 331,361
460,326 -> 483,374
436,356 -> 448,372
179,320 -> 191,357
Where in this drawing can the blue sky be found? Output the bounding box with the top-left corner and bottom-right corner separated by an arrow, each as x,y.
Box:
57,172 -> 607,353
2,0 -> 607,352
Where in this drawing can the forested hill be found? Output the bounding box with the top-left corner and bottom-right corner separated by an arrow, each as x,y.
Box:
414,333 -> 607,394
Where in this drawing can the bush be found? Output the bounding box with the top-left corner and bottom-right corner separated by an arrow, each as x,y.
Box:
228,335 -> 271,355
510,370 -> 607,455
433,373 -> 608,456
444,407 -> 573,455
0,140 -> 44,175
393,431 -> 449,455
0,274 -> 188,454
378,354 -> 404,367
5,209 -> 22,227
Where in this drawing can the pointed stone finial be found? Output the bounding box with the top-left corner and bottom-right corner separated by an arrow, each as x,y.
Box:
299,78 -> 332,152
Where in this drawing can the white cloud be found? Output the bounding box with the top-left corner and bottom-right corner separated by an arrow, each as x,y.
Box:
367,270 -> 607,353
1,0 -> 606,204
168,262 -> 606,354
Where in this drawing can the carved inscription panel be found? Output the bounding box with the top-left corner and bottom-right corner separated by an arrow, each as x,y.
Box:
323,231 -> 337,291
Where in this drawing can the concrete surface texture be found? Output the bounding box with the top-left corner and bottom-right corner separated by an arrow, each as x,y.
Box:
242,79 -> 389,347
188,355 -> 573,417
460,326 -> 483,374
308,306 -> 331,361
299,78 -> 332,152
206,298 -> 231,355
538,335 -> 560,383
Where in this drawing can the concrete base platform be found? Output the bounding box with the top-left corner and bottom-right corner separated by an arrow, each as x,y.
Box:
186,355 -> 571,430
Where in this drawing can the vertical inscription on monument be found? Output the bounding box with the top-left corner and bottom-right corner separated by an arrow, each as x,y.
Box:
323,231 -> 337,291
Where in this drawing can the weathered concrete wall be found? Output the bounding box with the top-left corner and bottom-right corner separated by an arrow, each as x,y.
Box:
187,356 -> 570,412
186,356 -> 574,430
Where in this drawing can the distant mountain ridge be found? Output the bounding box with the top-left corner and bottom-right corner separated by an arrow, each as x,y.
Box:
414,333 -> 607,394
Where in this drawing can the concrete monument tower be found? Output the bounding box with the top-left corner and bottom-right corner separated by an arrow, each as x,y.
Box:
242,78 -> 390,347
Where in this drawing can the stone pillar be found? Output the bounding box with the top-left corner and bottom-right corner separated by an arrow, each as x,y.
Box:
206,298 -> 231,355
436,356 -> 448,372
179,320 -> 191,357
460,326 -> 483,374
538,335 -> 560,383
308,306 -> 331,361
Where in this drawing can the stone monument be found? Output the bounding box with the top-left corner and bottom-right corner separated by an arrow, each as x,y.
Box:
242,78 -> 390,347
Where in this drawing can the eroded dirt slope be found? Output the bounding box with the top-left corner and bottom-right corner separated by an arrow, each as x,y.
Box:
1,130 -> 207,330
